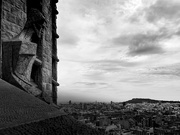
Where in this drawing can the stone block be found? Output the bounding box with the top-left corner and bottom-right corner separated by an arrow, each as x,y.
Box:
2,10 -> 7,20
5,0 -> 15,5
6,12 -> 16,23
23,2 -> 27,12
42,73 -> 48,83
28,86 -> 42,96
21,12 -> 27,21
42,91 -> 52,104
1,31 -> 15,40
47,56 -> 51,63
11,6 -> 22,18
2,10 -> 6,19
2,20 -> 12,31
46,83 -> 51,91
20,0 -> 26,4
19,41 -> 37,55
43,71 -> 52,83
45,34 -> 51,42
42,61 -> 51,70
15,0 -> 23,10
3,1 -> 11,11
11,24 -> 21,34
44,47 -> 50,55
16,17 -> 24,27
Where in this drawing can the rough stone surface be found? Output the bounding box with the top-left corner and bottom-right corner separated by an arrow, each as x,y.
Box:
2,41 -> 42,96
0,0 -> 27,77
0,0 -> 59,104
1,0 -> 26,40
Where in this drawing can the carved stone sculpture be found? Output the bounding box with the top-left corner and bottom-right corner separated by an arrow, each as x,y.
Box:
12,8 -> 46,42
2,8 -> 46,96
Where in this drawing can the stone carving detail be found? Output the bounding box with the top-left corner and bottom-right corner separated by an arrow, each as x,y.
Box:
12,8 -> 46,42
2,9 -> 46,96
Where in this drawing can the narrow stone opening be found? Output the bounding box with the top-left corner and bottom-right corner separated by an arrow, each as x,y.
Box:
52,58 -> 56,80
31,63 -> 41,88
52,84 -> 57,104
31,34 -> 42,59
27,0 -> 42,13
27,0 -> 43,60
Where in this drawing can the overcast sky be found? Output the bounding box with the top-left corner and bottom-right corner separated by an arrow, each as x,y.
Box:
56,0 -> 180,103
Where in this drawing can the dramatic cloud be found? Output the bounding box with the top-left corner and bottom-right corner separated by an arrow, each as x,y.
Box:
147,63 -> 180,78
112,32 -> 165,56
145,0 -> 180,22
57,0 -> 180,102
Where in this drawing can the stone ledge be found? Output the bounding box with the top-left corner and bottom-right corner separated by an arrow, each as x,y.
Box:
52,79 -> 59,86
52,54 -> 59,62
34,58 -> 42,66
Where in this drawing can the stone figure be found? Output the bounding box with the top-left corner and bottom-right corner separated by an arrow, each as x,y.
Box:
2,8 -> 46,96
12,8 -> 46,42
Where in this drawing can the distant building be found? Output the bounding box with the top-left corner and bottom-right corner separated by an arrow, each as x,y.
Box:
0,0 -> 59,104
69,100 -> 72,105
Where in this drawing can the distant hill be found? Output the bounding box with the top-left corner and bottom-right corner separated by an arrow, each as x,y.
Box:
124,98 -> 180,104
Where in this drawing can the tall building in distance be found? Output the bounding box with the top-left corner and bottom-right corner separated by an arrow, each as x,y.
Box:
0,0 -> 59,104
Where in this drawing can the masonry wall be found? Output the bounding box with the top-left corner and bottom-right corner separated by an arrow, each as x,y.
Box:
0,0 -> 27,77
41,0 -> 53,102
0,0 -> 2,78
0,0 -> 59,104
51,0 -> 59,104
41,0 -> 59,104
1,0 -> 26,40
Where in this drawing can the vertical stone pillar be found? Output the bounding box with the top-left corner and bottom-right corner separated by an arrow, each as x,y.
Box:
40,0 -> 59,104
51,0 -> 59,104
0,0 -> 2,78
41,0 -> 53,103
1,0 -> 27,77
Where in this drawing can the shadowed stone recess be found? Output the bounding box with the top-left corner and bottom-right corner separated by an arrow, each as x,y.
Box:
2,41 -> 42,96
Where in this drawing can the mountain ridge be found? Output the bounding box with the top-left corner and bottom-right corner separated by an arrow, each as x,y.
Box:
124,98 -> 180,103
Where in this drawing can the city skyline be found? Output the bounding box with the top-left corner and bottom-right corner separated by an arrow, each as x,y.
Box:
56,0 -> 180,103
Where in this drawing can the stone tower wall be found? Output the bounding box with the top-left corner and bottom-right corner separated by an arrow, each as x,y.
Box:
0,0 -> 27,77
0,0 -> 59,104
41,0 -> 53,102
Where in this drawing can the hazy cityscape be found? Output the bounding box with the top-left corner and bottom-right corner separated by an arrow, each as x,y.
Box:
59,99 -> 180,134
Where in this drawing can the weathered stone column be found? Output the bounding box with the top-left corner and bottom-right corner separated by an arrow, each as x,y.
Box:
51,0 -> 59,104
0,0 -> 2,78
